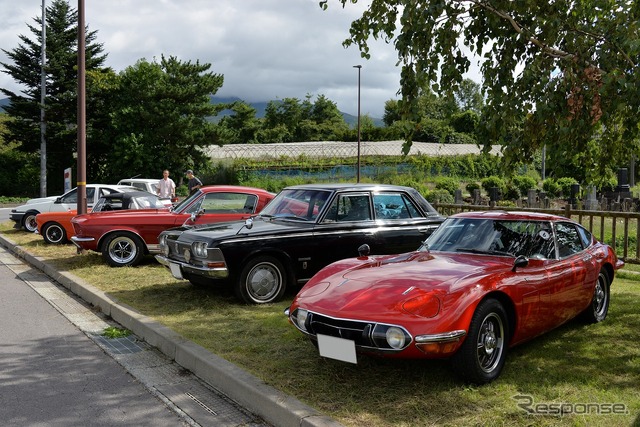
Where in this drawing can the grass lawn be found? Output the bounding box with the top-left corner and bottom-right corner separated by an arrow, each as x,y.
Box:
2,221 -> 639,426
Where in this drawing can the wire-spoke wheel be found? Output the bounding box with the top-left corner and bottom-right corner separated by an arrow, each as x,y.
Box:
581,270 -> 610,323
452,298 -> 509,384
101,233 -> 145,267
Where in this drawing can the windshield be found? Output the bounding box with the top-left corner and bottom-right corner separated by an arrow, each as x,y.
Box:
423,217 -> 556,259
259,189 -> 331,221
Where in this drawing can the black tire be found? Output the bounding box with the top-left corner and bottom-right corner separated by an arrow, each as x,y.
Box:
236,255 -> 287,304
101,232 -> 145,267
42,222 -> 67,244
22,211 -> 39,232
452,298 -> 509,384
581,270 -> 610,323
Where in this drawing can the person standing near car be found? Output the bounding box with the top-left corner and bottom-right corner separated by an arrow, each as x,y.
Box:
186,170 -> 202,195
157,169 -> 176,199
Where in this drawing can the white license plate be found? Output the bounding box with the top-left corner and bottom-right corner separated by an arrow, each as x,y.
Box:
317,334 -> 357,364
169,262 -> 183,280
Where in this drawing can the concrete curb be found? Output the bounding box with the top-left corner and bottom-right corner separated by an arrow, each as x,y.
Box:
0,234 -> 343,427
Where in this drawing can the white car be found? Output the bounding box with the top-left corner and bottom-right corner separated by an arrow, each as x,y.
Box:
10,184 -> 139,232
116,178 -> 160,194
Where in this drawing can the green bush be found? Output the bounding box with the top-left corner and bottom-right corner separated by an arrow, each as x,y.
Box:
465,181 -> 481,196
503,182 -> 520,200
511,175 -> 538,197
542,178 -> 561,197
434,177 -> 460,195
425,189 -> 454,204
481,176 -> 506,195
556,177 -> 580,197
176,185 -> 189,197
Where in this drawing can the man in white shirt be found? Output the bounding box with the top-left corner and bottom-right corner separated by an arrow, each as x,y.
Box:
157,169 -> 176,199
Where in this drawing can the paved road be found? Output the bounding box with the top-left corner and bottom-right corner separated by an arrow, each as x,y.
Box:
0,245 -> 269,427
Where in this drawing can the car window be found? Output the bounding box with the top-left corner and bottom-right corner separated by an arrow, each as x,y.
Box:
198,193 -> 257,213
60,188 -> 96,203
426,218 -> 556,259
324,194 -> 372,222
555,222 -> 584,257
261,189 -> 330,220
372,193 -> 419,219
576,226 -> 593,248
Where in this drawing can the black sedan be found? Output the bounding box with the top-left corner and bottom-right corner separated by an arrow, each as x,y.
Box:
155,183 -> 444,304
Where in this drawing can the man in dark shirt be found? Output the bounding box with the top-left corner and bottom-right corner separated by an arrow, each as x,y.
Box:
185,170 -> 203,195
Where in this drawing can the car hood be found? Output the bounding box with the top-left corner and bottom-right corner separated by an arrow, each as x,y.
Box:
26,196 -> 59,205
295,251 -> 516,316
166,216 -> 314,243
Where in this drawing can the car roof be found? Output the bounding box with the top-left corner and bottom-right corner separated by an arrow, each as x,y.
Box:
451,210 -> 571,222
200,185 -> 275,194
282,183 -> 416,192
117,178 -> 159,183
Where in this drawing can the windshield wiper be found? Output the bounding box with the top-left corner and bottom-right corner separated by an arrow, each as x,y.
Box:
456,248 -> 512,256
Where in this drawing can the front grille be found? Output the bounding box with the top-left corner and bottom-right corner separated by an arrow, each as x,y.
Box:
308,312 -> 375,347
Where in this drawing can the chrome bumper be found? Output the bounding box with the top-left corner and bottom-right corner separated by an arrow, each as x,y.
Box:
414,330 -> 467,344
154,254 -> 229,280
70,235 -> 95,249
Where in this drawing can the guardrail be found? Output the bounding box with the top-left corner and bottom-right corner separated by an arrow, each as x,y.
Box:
433,203 -> 640,264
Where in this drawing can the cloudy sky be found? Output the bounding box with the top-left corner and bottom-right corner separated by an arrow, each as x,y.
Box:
0,0 -> 480,118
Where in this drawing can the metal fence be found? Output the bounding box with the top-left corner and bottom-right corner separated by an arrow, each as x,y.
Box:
205,141 -> 501,160
434,203 -> 640,263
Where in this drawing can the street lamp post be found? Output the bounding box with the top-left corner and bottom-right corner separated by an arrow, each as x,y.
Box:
353,65 -> 362,183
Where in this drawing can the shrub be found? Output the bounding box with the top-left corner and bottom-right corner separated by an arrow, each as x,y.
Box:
511,175 -> 538,197
465,182 -> 481,197
434,177 -> 460,195
556,177 -> 580,197
425,189 -> 454,204
542,178 -> 561,198
503,182 -> 520,200
481,176 -> 506,195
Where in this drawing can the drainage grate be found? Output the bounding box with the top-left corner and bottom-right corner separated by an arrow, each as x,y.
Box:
91,334 -> 146,354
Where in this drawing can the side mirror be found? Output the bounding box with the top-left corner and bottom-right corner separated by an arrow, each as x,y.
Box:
55,197 -> 62,204
244,217 -> 254,230
358,244 -> 370,257
512,255 -> 529,272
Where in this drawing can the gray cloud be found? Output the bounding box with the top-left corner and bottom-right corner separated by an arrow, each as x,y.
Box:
1,0 -> 402,118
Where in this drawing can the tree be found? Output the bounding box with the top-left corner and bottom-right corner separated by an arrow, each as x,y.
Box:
216,101 -> 261,144
322,0 -> 640,184
91,55 -> 224,183
0,0 -> 108,195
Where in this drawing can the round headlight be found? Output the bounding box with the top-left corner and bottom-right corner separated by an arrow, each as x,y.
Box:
386,327 -> 406,349
192,241 -> 208,257
295,309 -> 308,332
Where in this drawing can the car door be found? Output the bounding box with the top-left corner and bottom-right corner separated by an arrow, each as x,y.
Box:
53,187 -> 96,212
547,221 -> 597,325
305,192 -> 378,280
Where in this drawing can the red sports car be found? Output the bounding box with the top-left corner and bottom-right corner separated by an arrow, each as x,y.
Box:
287,211 -> 624,383
70,185 -> 275,267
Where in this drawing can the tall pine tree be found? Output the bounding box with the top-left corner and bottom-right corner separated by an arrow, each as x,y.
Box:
0,0 -> 108,195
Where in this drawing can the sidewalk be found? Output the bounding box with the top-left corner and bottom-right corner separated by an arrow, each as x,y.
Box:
0,232 -> 343,427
